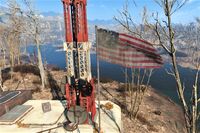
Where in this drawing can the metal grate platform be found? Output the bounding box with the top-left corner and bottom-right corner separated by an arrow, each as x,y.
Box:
0,105 -> 32,123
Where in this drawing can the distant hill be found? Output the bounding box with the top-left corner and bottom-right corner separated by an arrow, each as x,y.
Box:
41,11 -> 62,17
0,5 -> 7,12
0,16 -> 3,23
40,11 -> 116,25
88,19 -> 116,25
0,13 -> 9,24
0,5 -> 9,24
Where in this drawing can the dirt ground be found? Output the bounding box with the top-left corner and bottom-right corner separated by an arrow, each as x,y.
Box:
1,65 -> 186,133
100,81 -> 186,133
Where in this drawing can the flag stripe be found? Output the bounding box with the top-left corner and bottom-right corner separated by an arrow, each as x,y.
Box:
98,48 -> 154,58
98,45 -> 162,61
97,28 -> 163,68
98,48 -> 162,62
99,56 -> 162,68
120,33 -> 153,46
118,42 -> 162,59
98,52 -> 163,64
119,37 -> 156,52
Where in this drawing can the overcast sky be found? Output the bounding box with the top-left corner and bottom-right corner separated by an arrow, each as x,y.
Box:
0,0 -> 200,24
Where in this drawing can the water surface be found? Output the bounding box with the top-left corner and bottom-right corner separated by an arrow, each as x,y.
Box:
26,44 -> 199,104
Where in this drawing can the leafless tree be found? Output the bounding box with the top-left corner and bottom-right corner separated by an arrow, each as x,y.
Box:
115,0 -> 200,132
0,25 -> 6,92
1,0 -> 25,79
143,0 -> 199,132
114,0 -> 154,119
128,69 -> 153,119
191,18 -> 200,133
22,0 -> 47,89
0,0 -> 25,89
114,0 -> 144,38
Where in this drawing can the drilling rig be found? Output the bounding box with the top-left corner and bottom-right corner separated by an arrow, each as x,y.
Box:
0,1 -> 122,132
61,0 -> 96,124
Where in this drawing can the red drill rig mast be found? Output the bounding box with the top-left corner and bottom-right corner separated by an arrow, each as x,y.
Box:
62,0 -> 96,124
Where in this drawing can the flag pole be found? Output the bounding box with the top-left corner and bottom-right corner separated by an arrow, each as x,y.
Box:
125,68 -> 127,90
95,25 -> 101,132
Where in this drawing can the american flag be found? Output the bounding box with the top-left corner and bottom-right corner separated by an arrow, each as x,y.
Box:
97,28 -> 163,68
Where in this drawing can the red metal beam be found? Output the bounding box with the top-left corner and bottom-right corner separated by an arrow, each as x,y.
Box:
62,0 -> 72,42
62,0 -> 88,42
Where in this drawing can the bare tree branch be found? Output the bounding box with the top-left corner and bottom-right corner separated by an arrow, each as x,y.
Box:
197,98 -> 200,103
151,0 -> 197,132
171,0 -> 189,15
22,0 -> 47,89
165,68 -> 175,77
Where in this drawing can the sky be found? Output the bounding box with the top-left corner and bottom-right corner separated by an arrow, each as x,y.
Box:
0,0 -> 200,24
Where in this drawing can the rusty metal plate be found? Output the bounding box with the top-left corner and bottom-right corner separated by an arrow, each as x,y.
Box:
0,90 -> 32,117
0,91 -> 21,105
0,105 -> 32,123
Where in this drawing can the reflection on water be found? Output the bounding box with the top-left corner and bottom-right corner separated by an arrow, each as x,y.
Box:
26,44 -> 199,104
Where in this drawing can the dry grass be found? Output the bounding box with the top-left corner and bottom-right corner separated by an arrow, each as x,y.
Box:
136,113 -> 158,132
99,82 -> 187,133
0,66 -> 187,133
